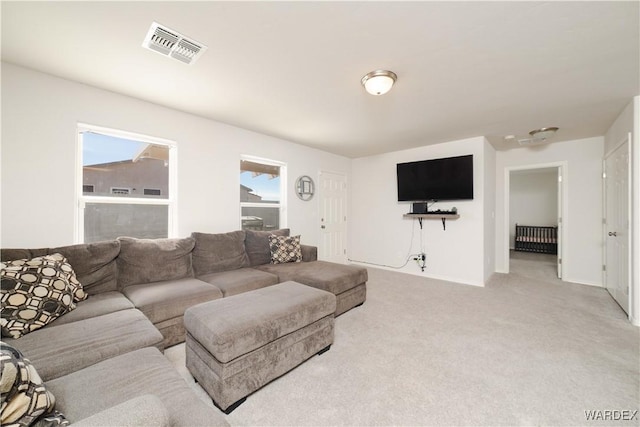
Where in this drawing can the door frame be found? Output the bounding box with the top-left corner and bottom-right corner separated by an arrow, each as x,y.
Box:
317,169 -> 348,263
602,134 -> 632,314
503,161 -> 568,276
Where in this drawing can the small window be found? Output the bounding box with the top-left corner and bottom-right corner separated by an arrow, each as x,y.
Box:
82,185 -> 95,193
144,188 -> 162,196
240,157 -> 286,231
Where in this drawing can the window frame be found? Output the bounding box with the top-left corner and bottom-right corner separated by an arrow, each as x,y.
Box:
239,155 -> 287,230
75,123 -> 178,243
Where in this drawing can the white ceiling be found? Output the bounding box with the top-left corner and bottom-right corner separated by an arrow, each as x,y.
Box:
2,1 -> 638,158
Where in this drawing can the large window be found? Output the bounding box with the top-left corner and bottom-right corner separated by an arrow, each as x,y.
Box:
77,124 -> 176,243
240,156 -> 286,231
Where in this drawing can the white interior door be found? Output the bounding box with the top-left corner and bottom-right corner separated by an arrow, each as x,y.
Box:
318,171 -> 347,263
604,137 -> 630,314
557,167 -> 563,278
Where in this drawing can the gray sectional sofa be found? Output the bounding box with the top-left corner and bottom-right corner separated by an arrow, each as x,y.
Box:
1,228 -> 367,426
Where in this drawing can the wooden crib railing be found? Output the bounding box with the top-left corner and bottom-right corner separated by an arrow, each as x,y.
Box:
514,224 -> 558,254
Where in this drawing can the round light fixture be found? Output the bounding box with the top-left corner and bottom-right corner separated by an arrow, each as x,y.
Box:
361,70 -> 397,96
529,127 -> 559,140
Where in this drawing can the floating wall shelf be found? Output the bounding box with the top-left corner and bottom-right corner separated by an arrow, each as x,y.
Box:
403,213 -> 460,230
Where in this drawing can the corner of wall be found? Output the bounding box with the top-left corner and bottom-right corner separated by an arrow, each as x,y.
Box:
483,139 -> 497,282
632,95 -> 640,326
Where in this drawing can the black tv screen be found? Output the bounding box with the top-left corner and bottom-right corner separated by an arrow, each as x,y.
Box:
397,154 -> 474,201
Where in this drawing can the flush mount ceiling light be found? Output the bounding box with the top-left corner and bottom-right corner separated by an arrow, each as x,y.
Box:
517,127 -> 559,146
361,70 -> 397,96
529,127 -> 559,141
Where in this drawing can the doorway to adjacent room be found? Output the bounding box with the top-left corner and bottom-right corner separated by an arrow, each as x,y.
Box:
505,162 -> 567,281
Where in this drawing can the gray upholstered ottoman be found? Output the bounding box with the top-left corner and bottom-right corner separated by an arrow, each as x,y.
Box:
184,281 -> 336,414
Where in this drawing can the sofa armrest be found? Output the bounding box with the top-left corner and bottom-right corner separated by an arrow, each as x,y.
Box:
72,394 -> 170,427
301,244 -> 317,262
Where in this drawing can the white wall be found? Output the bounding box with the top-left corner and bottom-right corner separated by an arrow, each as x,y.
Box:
483,140 -> 496,282
509,169 -> 558,248
605,96 -> 639,326
350,137 -> 488,286
1,63 -> 350,248
495,137 -> 604,286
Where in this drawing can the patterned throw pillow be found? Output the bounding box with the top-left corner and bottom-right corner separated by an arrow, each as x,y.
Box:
268,235 -> 302,264
1,254 -> 84,339
0,341 -> 66,427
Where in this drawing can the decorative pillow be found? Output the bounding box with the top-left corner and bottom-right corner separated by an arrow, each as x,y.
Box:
268,235 -> 302,264
0,341 -> 61,427
245,229 -> 290,266
1,254 -> 86,304
1,254 -> 80,339
32,411 -> 69,427
47,253 -> 87,303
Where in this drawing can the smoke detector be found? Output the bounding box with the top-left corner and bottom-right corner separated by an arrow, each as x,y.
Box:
142,22 -> 207,65
518,127 -> 559,146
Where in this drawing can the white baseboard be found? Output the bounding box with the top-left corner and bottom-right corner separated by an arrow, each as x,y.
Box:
561,277 -> 603,287
348,261 -> 485,287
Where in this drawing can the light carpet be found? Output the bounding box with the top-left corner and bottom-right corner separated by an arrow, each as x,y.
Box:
165,265 -> 639,426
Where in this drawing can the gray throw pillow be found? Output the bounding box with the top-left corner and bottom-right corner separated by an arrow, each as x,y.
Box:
244,229 -> 290,266
116,237 -> 195,288
191,231 -> 250,276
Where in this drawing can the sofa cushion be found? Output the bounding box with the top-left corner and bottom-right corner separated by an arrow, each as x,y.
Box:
255,260 -> 368,295
122,277 -> 223,325
3,309 -> 163,381
1,240 -> 121,295
269,234 -> 302,264
197,268 -> 279,297
46,347 -> 229,427
301,244 -> 318,262
117,237 -> 195,288
1,254 -> 79,339
244,228 -> 289,266
72,395 -> 169,427
191,231 -> 249,276
51,291 -> 134,327
51,241 -> 121,295
0,341 -> 57,427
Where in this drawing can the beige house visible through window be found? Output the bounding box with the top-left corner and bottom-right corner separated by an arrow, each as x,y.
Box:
77,124 -> 176,243
240,157 -> 286,231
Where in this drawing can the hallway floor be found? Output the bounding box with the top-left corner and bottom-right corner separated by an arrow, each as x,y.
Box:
509,250 -> 563,284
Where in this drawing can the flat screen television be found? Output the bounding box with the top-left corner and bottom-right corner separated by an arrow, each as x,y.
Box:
396,154 -> 474,201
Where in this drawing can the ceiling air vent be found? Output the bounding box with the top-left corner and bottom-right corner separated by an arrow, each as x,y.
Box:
142,22 -> 206,65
